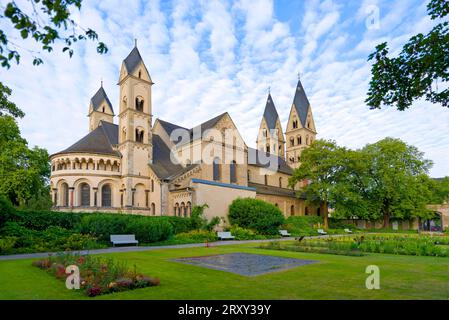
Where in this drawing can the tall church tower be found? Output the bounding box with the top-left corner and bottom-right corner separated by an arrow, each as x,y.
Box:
256,93 -> 285,158
118,44 -> 153,207
88,85 -> 114,131
285,78 -> 317,168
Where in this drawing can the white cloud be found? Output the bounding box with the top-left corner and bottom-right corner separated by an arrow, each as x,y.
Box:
2,0 -> 448,177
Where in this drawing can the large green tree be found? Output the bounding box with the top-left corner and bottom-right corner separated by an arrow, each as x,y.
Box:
0,115 -> 50,207
360,138 -> 433,227
366,0 -> 449,110
290,138 -> 436,228
288,140 -> 352,229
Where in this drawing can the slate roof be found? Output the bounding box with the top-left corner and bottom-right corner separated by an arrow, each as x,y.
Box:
90,86 -> 114,114
263,93 -> 280,130
53,121 -> 119,157
247,147 -> 293,175
157,119 -> 189,141
248,182 -> 306,199
150,134 -> 199,180
292,79 -> 311,128
122,46 -> 150,79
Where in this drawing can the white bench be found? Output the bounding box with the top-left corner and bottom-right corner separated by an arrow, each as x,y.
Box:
344,228 -> 353,234
217,232 -> 235,240
110,234 -> 139,247
317,229 -> 327,235
279,230 -> 291,237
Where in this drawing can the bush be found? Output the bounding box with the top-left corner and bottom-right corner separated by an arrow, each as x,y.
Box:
0,236 -> 17,254
229,226 -> 267,240
228,198 -> 285,235
77,214 -> 173,243
0,196 -> 15,228
283,216 -> 324,236
173,230 -> 218,243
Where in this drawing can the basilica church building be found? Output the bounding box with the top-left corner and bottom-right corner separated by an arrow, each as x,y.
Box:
49,45 -> 320,221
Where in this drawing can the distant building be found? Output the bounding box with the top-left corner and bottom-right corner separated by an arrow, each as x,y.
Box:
49,45 -> 320,222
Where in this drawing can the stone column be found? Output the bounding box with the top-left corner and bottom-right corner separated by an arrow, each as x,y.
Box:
52,188 -> 58,206
93,187 -> 98,207
131,188 -> 136,207
69,187 -> 74,207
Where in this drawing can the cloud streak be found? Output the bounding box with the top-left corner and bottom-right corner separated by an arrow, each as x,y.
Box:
2,0 -> 448,177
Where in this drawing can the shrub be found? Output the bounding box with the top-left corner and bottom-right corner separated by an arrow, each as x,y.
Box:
283,216 -> 324,236
228,198 -> 285,235
229,226 -> 267,240
0,236 -> 17,253
173,230 -> 218,243
77,214 -> 173,243
0,196 -> 15,228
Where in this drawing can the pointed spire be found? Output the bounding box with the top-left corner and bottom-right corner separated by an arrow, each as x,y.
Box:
292,77 -> 311,128
90,86 -> 114,115
263,92 -> 280,130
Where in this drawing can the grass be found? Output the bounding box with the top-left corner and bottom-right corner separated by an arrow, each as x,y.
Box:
0,241 -> 448,300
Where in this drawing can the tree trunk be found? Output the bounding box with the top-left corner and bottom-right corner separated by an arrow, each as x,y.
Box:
321,202 -> 329,229
383,209 -> 390,228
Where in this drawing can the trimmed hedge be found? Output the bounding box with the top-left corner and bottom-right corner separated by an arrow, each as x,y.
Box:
228,198 -> 285,235
77,214 -> 173,243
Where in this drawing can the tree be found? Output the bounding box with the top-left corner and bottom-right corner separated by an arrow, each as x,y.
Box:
1,0 -> 107,69
358,138 -> 433,227
288,140 -> 352,229
423,176 -> 449,204
366,0 -> 449,110
0,82 -> 24,118
0,115 -> 50,206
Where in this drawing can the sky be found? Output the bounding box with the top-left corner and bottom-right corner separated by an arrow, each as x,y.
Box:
2,0 -> 449,177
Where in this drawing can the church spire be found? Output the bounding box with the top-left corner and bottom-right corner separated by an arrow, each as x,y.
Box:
292,78 -> 311,128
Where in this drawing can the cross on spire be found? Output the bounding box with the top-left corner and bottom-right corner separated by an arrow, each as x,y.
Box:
100,77 -> 103,87
268,86 -> 271,94
135,38 -> 138,47
297,71 -> 301,80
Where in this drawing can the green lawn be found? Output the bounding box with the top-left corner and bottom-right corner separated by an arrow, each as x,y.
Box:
0,242 -> 448,300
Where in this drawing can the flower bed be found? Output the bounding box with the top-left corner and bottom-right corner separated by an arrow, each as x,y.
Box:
32,253 -> 160,297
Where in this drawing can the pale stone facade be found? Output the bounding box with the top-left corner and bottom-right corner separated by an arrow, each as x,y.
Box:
50,45 -> 322,221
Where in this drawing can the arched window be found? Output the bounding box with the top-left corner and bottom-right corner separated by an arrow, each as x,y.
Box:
230,161 -> 237,183
275,203 -> 279,207
264,175 -> 268,186
306,135 -> 309,145
307,121 -> 311,129
279,177 -> 282,188
174,203 -> 179,216
80,183 -> 90,206
262,129 -> 267,138
102,106 -> 105,113
213,158 -> 220,181
101,184 -> 112,207
187,202 -> 192,217
293,120 -> 298,129
266,144 -> 270,153
291,205 -> 295,216
181,202 -> 186,217
61,183 -> 69,207
298,135 -> 302,145
151,203 -> 156,216
135,97 -> 144,112
290,137 -> 294,147
138,70 -> 142,78
135,128 -> 144,143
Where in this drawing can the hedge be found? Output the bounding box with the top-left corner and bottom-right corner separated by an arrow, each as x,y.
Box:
283,216 -> 324,236
228,198 -> 285,235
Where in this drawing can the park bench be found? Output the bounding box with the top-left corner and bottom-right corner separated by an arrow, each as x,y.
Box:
344,228 -> 353,234
217,231 -> 235,240
110,234 -> 139,247
317,229 -> 327,235
279,230 -> 291,237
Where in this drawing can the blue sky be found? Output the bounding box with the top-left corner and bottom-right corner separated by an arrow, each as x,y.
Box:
2,0 -> 449,177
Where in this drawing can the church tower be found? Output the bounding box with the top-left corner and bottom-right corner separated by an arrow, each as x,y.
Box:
118,44 -> 153,207
88,85 -> 114,131
256,93 -> 285,158
285,78 -> 317,168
